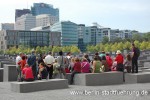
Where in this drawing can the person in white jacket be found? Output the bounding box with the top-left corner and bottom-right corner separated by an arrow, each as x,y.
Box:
16,52 -> 23,81
44,52 -> 55,79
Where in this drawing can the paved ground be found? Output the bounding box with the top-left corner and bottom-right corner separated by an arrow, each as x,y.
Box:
0,82 -> 150,100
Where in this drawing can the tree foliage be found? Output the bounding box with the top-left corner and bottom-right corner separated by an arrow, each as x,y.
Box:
132,34 -> 143,42
86,41 -> 150,53
2,45 -> 80,55
102,36 -> 109,44
70,46 -> 80,53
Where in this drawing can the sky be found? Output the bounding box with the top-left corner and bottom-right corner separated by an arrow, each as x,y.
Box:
0,0 -> 150,32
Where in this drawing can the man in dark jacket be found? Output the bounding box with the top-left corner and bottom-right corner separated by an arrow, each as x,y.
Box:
131,43 -> 139,73
27,50 -> 37,79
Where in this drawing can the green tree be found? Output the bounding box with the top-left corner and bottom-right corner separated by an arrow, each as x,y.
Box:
104,43 -> 111,52
111,43 -> 118,52
5,49 -> 10,55
86,45 -> 96,53
70,46 -> 80,53
0,50 -> 4,54
36,46 -> 42,54
26,48 -> 31,54
95,45 -> 100,52
143,32 -> 150,41
140,41 -> 147,50
123,38 -> 132,43
132,34 -> 143,42
62,46 -> 71,53
99,43 -> 105,52
148,42 -> 150,50
40,46 -> 52,54
8,46 -> 17,55
134,40 -> 140,48
112,37 -> 122,43
52,46 -> 61,53
117,42 -> 124,51
47,46 -> 53,52
124,41 -> 131,50
102,36 -> 109,44
17,45 -> 30,54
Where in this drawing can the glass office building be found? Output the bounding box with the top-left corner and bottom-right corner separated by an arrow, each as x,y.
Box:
1,23 -> 14,30
31,3 -> 59,21
18,31 -> 49,47
87,26 -> 103,45
77,24 -> 86,51
51,21 -> 78,46
0,30 -> 60,50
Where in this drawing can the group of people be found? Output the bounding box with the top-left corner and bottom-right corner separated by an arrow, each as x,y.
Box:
15,43 -> 139,84
16,50 -> 37,82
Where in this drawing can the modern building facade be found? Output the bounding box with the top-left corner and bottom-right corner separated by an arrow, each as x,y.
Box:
49,31 -> 61,47
15,9 -> 31,21
87,25 -> 103,45
31,3 -> 59,21
36,14 -> 59,27
0,30 -> 7,50
77,24 -> 86,51
108,29 -> 118,41
51,21 -> 78,46
78,24 -> 85,39
123,30 -> 133,39
0,30 -> 61,51
15,14 -> 36,30
85,27 -> 91,44
1,23 -> 14,30
75,23 -> 106,50
101,28 -> 113,41
116,30 -> 133,39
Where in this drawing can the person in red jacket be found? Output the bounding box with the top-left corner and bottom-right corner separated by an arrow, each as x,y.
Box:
106,53 -> 113,71
81,58 -> 90,73
18,55 -> 27,71
22,64 -> 34,82
115,50 -> 124,72
69,57 -> 81,84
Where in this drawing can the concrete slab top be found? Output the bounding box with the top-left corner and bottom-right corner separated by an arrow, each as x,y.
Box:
144,69 -> 150,71
11,79 -> 68,84
126,72 -> 150,75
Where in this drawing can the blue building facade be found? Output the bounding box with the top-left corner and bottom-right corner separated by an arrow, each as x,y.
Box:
31,3 -> 59,20
77,24 -> 86,51
51,21 -> 78,46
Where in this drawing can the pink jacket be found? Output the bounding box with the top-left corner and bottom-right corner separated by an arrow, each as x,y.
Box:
81,61 -> 90,73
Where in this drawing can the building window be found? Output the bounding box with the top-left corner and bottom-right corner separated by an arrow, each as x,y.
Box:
1,41 -> 3,44
25,32 -> 30,36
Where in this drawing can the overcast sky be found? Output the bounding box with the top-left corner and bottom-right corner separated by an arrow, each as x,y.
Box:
0,0 -> 150,32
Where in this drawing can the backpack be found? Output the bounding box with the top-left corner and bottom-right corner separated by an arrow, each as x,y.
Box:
135,47 -> 140,57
